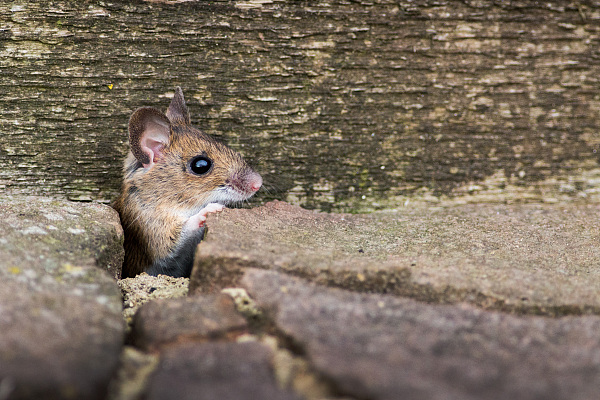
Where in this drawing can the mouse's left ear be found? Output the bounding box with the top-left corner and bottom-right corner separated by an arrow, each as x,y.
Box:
166,87 -> 191,125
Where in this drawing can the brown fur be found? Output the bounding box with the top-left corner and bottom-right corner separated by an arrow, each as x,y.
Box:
114,88 -> 259,277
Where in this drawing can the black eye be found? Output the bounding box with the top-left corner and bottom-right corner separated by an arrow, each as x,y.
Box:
189,156 -> 212,175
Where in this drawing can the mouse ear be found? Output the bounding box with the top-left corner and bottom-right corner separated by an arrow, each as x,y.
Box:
166,87 -> 191,125
128,107 -> 171,169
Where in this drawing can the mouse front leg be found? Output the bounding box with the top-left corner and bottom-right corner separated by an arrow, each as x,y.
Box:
145,203 -> 225,278
182,202 -> 225,232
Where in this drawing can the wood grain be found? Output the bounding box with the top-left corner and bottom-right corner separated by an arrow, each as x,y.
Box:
1,1 -> 599,211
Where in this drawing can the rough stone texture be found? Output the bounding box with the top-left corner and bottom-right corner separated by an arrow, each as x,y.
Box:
2,2 -> 600,211
142,341 -> 301,400
131,294 -> 248,351
118,273 -> 189,325
0,196 -> 124,400
0,195 -> 124,279
191,201 -> 600,315
242,268 -> 600,400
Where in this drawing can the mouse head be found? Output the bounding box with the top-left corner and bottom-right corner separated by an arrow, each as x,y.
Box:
127,87 -> 262,210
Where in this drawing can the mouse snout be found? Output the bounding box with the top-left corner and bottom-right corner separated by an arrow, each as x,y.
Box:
247,171 -> 262,193
229,169 -> 262,196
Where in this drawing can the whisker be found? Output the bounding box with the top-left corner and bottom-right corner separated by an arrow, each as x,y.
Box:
260,186 -> 273,195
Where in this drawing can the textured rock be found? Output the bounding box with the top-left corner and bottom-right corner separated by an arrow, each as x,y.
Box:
143,341 -> 301,400
0,195 -> 123,279
242,269 -> 600,400
0,196 -> 124,400
131,294 -> 248,351
191,201 -> 600,314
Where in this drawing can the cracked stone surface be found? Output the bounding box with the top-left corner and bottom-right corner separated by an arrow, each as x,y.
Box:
241,268 -> 600,400
190,200 -> 600,315
5,196 -> 600,400
0,195 -> 124,400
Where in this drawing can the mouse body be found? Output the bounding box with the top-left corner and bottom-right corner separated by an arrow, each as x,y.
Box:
114,87 -> 262,278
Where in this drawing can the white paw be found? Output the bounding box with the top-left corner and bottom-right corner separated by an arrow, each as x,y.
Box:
201,202 -> 226,216
183,203 -> 225,232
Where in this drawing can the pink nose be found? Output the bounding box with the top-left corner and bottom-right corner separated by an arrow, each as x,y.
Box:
248,172 -> 262,192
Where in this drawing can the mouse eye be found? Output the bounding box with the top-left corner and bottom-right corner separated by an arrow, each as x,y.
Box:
189,156 -> 213,176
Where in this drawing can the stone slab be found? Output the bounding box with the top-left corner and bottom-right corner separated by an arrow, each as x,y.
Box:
0,196 -> 124,400
0,195 -> 124,279
143,341 -> 301,400
190,200 -> 600,314
242,268 -> 600,400
131,294 -> 248,351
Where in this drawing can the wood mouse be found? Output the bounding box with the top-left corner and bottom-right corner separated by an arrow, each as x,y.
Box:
114,87 -> 262,278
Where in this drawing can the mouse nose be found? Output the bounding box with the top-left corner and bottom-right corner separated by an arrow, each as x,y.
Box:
248,172 -> 262,192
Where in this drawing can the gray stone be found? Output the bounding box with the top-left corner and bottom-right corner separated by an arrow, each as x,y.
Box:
191,201 -> 600,314
131,294 -> 248,351
0,196 -> 124,400
242,268 -> 600,400
143,341 -> 301,400
0,195 -> 124,279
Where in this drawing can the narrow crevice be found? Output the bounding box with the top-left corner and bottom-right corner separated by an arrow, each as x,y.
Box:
193,255 -> 600,318
278,266 -> 600,317
229,290 -> 367,400
105,346 -> 159,400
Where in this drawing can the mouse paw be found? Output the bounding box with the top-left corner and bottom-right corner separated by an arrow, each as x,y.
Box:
183,203 -> 225,232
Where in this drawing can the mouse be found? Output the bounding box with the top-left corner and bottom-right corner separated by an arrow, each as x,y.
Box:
113,87 -> 262,278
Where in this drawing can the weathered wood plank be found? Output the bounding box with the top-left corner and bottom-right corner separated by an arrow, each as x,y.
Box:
1,1 -> 599,211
